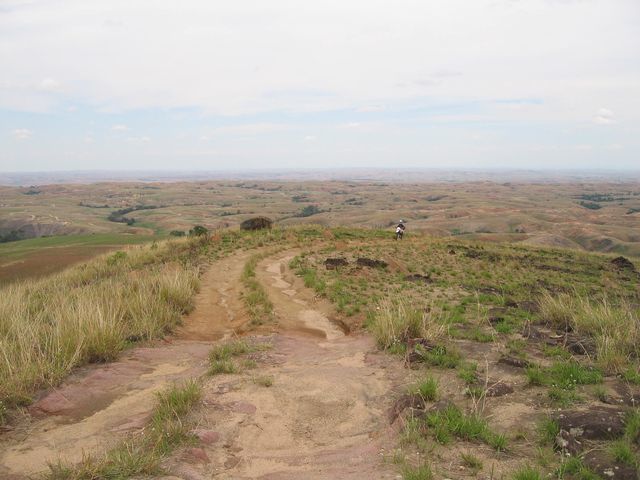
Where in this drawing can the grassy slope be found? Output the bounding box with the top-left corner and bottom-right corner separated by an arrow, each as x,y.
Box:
290,231 -> 640,477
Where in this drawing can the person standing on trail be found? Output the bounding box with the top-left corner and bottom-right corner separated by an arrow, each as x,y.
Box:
395,220 -> 406,240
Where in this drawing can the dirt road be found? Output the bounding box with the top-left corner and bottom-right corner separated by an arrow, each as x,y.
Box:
0,250 -> 403,479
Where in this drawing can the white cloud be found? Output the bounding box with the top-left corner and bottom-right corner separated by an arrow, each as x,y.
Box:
303,135 -> 317,141
1,0 -> 637,121
11,128 -> 32,140
111,124 -> 128,131
37,78 -> 62,92
593,108 -> 615,125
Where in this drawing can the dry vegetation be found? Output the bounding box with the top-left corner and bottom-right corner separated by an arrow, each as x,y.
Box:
0,236 -> 209,413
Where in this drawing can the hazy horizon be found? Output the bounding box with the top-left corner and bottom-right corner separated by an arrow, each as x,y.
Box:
1,1 -> 639,172
2,166 -> 640,187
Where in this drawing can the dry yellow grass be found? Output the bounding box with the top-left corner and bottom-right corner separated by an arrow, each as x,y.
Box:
370,298 -> 446,350
0,236 -> 209,411
538,291 -> 640,373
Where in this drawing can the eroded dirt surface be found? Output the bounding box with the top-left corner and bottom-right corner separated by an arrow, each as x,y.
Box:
0,250 -> 404,479
163,252 -> 404,479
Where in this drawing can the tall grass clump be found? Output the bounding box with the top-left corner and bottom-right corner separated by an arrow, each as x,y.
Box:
370,298 -> 446,350
0,236 -> 210,413
539,291 -> 640,373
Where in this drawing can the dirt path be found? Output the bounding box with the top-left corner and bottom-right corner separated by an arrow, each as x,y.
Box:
164,252 -> 403,479
0,251 -> 251,478
0,249 -> 404,479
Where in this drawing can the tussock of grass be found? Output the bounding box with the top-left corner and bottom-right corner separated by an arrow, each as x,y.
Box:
461,452 -> 483,472
425,404 -> 506,451
556,457 -> 599,479
625,409 -> 640,443
402,463 -> 433,480
420,344 -> 461,368
537,417 -> 560,445
539,291 -> 640,373
370,298 -> 446,350
410,376 -> 438,401
0,236 -> 209,412
46,379 -> 202,479
512,466 -> 543,480
610,439 -> 637,467
457,361 -> 478,384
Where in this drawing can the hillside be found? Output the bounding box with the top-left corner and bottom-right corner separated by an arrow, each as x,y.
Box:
1,180 -> 639,263
0,227 -> 638,479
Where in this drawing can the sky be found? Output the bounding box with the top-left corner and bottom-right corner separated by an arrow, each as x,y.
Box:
1,0 -> 639,172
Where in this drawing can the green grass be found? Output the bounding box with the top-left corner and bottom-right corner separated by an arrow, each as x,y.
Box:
625,409 -> 640,442
46,379 -> 202,479
420,344 -> 461,368
526,361 -> 602,389
402,463 -> 433,480
424,404 -> 506,450
512,466 -> 543,480
411,376 -> 438,401
527,361 -> 601,406
457,361 -> 478,384
241,253 -> 275,325
622,367 -> 640,384
537,417 -> 560,445
207,339 -> 269,376
556,458 -> 600,479
460,452 -> 483,472
610,439 -> 638,466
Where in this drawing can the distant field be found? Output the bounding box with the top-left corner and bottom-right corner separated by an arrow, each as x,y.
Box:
0,234 -> 157,284
1,179 -> 639,283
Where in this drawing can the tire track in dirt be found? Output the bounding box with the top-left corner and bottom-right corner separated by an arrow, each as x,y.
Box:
0,250 -> 252,478
165,251 -> 405,480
